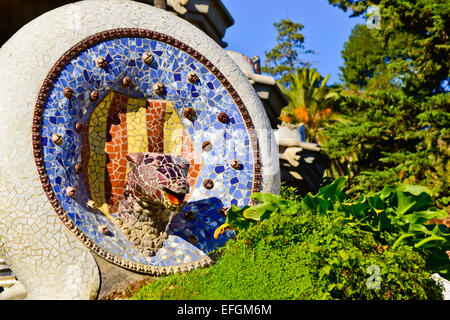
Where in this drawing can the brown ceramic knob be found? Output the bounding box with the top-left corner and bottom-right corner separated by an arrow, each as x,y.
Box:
183,107 -> 196,121
230,159 -> 242,170
75,122 -> 83,133
153,82 -> 165,95
90,90 -> 99,102
187,234 -> 199,245
142,52 -> 153,64
51,133 -> 63,146
66,186 -> 76,198
98,225 -> 110,235
112,218 -> 123,226
74,163 -> 82,174
122,76 -> 132,88
96,56 -> 108,69
87,200 -> 96,210
187,71 -> 199,84
202,141 -> 212,152
219,206 -> 229,217
63,87 -> 74,99
217,112 -> 230,124
183,210 -> 196,221
203,179 -> 214,190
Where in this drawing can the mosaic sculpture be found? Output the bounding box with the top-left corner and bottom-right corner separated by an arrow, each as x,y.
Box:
32,31 -> 263,273
0,0 -> 280,299
115,152 -> 190,257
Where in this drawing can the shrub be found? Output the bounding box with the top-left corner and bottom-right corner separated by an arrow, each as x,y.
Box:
216,177 -> 450,279
133,193 -> 444,300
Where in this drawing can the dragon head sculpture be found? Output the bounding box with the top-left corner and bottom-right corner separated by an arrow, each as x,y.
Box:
115,152 -> 190,256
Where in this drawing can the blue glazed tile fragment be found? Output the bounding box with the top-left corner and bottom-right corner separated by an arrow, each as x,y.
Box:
215,165 -> 225,174
230,177 -> 239,185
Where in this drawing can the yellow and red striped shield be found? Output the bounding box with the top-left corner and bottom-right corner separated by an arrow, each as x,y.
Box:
81,91 -> 202,218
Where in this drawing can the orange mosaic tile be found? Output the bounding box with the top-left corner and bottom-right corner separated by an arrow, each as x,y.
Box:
105,92 -> 129,213
146,100 -> 165,153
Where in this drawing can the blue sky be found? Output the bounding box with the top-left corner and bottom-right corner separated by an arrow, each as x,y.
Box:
221,0 -> 366,85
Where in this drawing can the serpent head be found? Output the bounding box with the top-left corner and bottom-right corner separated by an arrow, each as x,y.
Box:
125,152 -> 190,212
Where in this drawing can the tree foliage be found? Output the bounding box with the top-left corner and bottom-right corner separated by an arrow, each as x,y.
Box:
322,0 -> 450,207
329,0 -> 450,96
262,19 -> 314,85
340,24 -> 387,89
324,89 -> 449,200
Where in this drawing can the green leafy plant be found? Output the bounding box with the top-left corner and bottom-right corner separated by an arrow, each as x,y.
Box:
215,177 -> 450,279
213,193 -> 289,239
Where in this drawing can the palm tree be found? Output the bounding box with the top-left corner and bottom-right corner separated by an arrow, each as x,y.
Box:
279,67 -> 341,145
279,68 -> 357,181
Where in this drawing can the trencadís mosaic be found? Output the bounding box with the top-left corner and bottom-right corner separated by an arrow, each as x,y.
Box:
32,29 -> 262,273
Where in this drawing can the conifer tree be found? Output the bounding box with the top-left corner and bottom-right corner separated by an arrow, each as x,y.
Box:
262,19 -> 314,86
322,0 -> 449,203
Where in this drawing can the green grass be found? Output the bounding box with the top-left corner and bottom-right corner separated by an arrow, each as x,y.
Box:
133,242 -> 317,300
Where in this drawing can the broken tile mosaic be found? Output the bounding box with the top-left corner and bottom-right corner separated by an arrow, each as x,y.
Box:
39,36 -> 259,268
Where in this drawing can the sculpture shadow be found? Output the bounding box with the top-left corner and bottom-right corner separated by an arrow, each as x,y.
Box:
169,196 -> 233,253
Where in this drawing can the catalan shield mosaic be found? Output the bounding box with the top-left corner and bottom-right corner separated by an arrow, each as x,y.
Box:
32,29 -> 262,273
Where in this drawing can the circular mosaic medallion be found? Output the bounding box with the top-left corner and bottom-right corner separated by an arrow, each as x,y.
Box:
32,29 -> 262,273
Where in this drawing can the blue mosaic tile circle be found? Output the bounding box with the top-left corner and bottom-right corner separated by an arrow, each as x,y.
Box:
37,32 -> 262,270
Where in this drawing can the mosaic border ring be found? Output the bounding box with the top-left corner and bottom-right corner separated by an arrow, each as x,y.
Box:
32,28 -> 263,274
